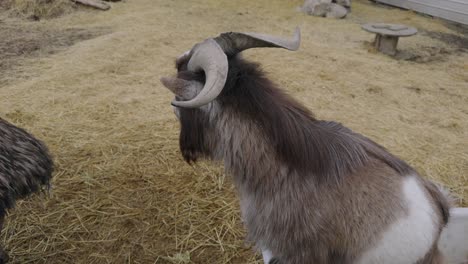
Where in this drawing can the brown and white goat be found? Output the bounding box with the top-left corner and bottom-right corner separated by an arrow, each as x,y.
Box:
0,118 -> 53,263
161,28 -> 451,264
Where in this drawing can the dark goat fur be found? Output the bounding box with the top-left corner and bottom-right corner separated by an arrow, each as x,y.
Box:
0,118 -> 53,262
168,54 -> 451,263
0,118 -> 53,215
179,107 -> 212,163
176,56 -> 413,184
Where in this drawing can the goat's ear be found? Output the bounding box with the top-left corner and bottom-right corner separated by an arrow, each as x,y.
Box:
160,77 -> 202,100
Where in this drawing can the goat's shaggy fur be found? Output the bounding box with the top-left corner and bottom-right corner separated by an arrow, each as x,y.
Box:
0,118 -> 53,214
165,54 -> 451,264
176,56 -> 413,184
0,118 -> 53,262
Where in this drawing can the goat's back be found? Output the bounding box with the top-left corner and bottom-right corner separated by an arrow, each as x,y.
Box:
0,118 -> 53,214
240,158 -> 449,264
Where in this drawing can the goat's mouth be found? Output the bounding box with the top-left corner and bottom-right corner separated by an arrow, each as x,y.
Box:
171,96 -> 183,108
162,76 -> 205,106
172,104 -> 181,119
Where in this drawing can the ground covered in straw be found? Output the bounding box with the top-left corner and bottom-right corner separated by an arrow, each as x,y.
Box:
0,0 -> 467,263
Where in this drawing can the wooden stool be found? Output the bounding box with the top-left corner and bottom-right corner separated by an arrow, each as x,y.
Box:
362,23 -> 417,56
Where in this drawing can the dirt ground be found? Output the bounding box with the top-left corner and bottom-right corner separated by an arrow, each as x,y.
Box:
0,0 -> 467,263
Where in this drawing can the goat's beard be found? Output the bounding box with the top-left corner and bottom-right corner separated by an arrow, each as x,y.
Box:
178,107 -> 212,163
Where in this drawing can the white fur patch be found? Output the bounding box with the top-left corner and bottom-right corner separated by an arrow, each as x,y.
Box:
177,50 -> 191,60
262,249 -> 273,263
357,176 -> 437,264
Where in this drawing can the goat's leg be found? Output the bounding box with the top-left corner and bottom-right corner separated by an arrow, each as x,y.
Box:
262,249 -> 273,263
0,215 -> 9,264
268,258 -> 282,264
416,245 -> 445,264
262,250 -> 284,264
430,248 -> 445,264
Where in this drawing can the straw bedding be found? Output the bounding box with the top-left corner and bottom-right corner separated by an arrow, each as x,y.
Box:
0,0 -> 466,263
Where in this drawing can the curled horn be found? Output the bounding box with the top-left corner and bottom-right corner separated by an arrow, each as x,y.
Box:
214,26 -> 301,56
171,39 -> 228,108
171,27 -> 301,108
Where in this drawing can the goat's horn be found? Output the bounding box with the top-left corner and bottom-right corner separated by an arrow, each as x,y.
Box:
171,39 -> 228,108
214,27 -> 301,56
170,28 -> 300,108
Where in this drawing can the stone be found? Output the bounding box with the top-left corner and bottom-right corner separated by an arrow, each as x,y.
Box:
326,3 -> 348,18
362,23 -> 418,56
301,0 -> 348,19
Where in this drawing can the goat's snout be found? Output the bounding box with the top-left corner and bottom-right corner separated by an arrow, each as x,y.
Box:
161,76 -> 204,102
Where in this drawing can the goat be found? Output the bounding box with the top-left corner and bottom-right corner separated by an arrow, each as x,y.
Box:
161,28 -> 451,264
0,118 -> 53,263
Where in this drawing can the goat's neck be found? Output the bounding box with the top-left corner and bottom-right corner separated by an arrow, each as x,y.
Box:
213,109 -> 277,190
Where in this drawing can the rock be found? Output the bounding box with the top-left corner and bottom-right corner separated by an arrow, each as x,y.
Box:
301,0 -> 348,18
333,0 -> 351,8
301,0 -> 331,16
325,3 -> 348,18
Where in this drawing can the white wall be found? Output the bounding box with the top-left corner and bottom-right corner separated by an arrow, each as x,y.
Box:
376,0 -> 468,25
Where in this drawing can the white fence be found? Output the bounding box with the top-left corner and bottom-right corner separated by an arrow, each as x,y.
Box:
375,0 -> 468,25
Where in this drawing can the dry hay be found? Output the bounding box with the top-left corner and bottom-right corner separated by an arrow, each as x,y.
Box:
0,0 -> 467,263
1,0 -> 77,20
0,19 -> 110,86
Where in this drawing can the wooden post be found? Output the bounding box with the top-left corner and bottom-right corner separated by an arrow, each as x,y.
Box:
72,0 -> 111,10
